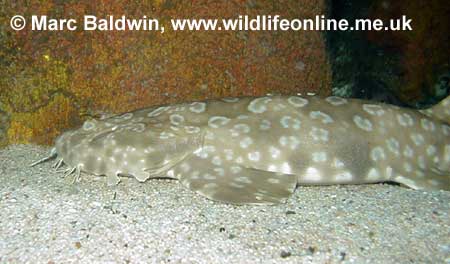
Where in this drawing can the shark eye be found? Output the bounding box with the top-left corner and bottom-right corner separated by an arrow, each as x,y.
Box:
82,120 -> 96,131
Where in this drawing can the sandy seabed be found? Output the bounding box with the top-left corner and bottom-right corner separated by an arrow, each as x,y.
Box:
0,145 -> 449,263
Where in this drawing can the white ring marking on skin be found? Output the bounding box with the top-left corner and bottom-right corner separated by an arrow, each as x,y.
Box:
403,162 -> 413,173
234,124 -> 250,133
237,115 -> 249,120
189,102 -> 206,113
248,151 -> 261,162
310,111 -> 334,124
385,166 -> 393,178
185,126 -> 201,134
287,96 -> 309,107
159,131 -> 175,139
279,136 -> 300,149
194,149 -> 208,159
309,127 -> 329,142
269,146 -> 281,159
426,145 -> 437,156
420,118 -> 436,131
417,156 -> 426,170
371,146 -> 386,161
259,119 -> 271,130
363,104 -> 385,116
170,114 -> 185,125
235,176 -> 252,184
205,131 -> 215,140
312,152 -> 327,162
248,97 -> 272,113
82,120 -> 96,130
280,116 -> 301,130
410,133 -> 425,146
367,168 -> 380,180
203,173 -> 216,180
403,145 -> 414,158
325,96 -> 348,106
212,156 -> 222,166
224,149 -> 234,161
130,123 -> 146,132
231,124 -> 251,137
280,162 -> 292,174
442,124 -> 450,136
353,115 -> 373,131
304,167 -> 322,182
332,158 -> 345,168
386,138 -> 400,156
378,123 -> 387,134
208,116 -> 231,128
396,113 -> 414,127
432,156 -> 440,164
240,137 -> 253,149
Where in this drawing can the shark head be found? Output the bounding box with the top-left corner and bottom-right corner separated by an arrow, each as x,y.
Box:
54,110 -> 202,185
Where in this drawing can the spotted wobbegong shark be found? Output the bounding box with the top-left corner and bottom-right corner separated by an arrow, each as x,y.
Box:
32,94 -> 450,204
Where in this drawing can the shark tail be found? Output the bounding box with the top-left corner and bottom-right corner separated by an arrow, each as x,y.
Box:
430,95 -> 450,191
420,95 -> 450,124
393,157 -> 450,192
408,95 -> 450,191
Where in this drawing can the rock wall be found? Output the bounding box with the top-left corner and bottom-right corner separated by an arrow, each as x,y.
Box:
0,0 -> 331,146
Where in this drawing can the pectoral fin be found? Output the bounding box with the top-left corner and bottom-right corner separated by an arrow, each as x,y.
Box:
172,155 -> 297,204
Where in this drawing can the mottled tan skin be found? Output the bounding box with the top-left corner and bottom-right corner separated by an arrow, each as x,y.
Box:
50,95 -> 449,204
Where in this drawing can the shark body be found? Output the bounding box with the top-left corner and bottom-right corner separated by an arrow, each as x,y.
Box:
35,95 -> 450,204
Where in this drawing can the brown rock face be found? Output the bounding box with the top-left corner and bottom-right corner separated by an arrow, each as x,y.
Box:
366,0 -> 449,103
0,1 -> 331,145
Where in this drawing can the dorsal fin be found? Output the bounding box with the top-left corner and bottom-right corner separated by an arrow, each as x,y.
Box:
419,95 -> 450,124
